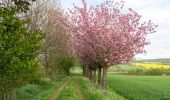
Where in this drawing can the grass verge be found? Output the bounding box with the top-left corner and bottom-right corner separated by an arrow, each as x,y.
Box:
16,75 -> 68,100
79,76 -> 125,100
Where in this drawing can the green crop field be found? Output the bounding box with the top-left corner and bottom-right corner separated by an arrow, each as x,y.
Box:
108,74 -> 170,100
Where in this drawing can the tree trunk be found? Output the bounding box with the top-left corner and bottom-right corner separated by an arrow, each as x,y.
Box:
59,67 -> 61,74
87,67 -> 90,79
0,94 -> 2,100
102,67 -> 108,89
89,69 -> 92,81
66,69 -> 70,75
3,93 -> 7,100
91,70 -> 94,82
3,94 -> 5,100
3,93 -> 9,100
83,65 -> 86,76
86,67 -> 89,78
45,66 -> 48,76
10,89 -> 16,100
54,67 -> 57,75
44,53 -> 48,76
98,68 -> 102,86
7,93 -> 9,100
93,69 -> 96,83
52,68 -> 56,78
86,66 -> 89,77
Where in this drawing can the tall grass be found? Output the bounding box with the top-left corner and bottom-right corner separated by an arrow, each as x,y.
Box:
79,76 -> 125,100
16,76 -> 68,100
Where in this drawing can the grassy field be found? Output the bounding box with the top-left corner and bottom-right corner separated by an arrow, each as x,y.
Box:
108,74 -> 170,100
10,59 -> 170,100
109,64 -> 144,70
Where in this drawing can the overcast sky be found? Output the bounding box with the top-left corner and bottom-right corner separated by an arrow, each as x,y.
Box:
61,0 -> 170,59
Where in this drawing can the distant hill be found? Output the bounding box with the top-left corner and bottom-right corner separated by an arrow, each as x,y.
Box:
134,58 -> 170,64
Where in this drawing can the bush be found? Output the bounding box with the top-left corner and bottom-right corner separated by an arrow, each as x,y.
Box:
127,69 -> 145,75
0,5 -> 44,95
58,56 -> 75,75
145,69 -> 162,75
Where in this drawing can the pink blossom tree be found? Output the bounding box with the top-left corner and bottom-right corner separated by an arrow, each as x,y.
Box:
55,0 -> 157,89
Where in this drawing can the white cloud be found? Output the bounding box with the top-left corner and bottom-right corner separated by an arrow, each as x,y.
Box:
123,0 -> 170,59
136,49 -> 170,59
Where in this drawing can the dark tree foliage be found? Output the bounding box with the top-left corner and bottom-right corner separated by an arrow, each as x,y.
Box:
58,55 -> 75,75
12,0 -> 36,12
0,0 -> 35,12
0,0 -> 44,96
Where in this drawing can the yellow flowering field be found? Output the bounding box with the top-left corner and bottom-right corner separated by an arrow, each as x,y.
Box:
132,63 -> 170,69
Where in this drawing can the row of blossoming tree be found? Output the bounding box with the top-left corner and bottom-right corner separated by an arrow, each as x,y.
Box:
56,0 -> 157,89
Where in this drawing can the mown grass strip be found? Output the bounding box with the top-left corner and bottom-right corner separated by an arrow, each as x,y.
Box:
56,76 -> 78,100
35,76 -> 69,100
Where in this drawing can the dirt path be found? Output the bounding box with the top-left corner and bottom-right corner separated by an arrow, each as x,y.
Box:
51,79 -> 70,100
76,79 -> 85,100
